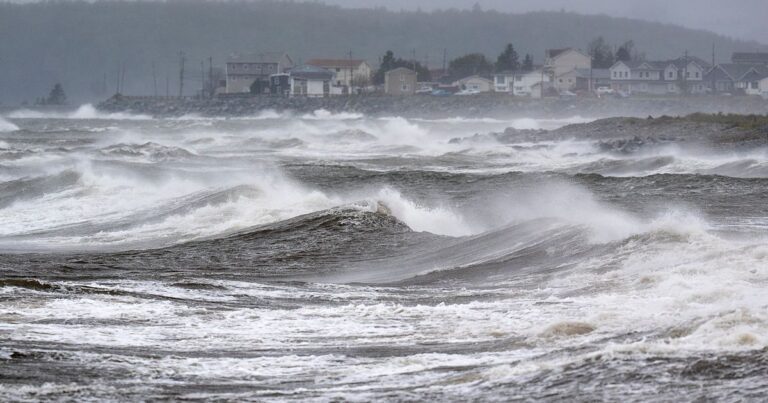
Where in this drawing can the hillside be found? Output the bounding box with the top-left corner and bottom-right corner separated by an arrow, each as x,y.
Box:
1,0 -> 766,103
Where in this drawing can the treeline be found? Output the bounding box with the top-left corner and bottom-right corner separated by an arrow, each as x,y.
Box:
0,1 -> 762,103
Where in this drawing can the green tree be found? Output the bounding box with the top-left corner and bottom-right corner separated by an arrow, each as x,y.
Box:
616,40 -> 634,62
522,54 -> 534,71
374,50 -> 431,84
495,43 -> 519,72
46,83 -> 67,105
588,36 -> 615,69
449,53 -> 493,79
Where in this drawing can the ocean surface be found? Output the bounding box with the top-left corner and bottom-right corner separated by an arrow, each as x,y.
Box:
0,105 -> 766,401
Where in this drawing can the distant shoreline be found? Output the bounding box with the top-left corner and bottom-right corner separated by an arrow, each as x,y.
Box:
95,94 -> 768,119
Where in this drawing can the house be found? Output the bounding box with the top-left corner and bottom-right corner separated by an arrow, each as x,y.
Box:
544,48 -> 591,81
759,76 -> 768,98
608,56 -> 710,95
226,52 -> 293,94
454,75 -> 493,92
493,70 -> 549,96
306,59 -> 373,90
705,64 -> 768,94
732,52 -> 768,65
555,68 -> 610,92
288,65 -> 335,98
384,68 -> 418,95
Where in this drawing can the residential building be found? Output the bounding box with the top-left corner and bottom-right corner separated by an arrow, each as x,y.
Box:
759,76 -> 768,97
555,68 -> 610,92
705,64 -> 768,94
493,70 -> 549,96
226,52 -> 293,94
544,48 -> 591,81
288,65 -> 335,98
732,52 -> 768,65
306,58 -> 373,89
454,75 -> 493,92
609,56 -> 710,95
384,68 -> 418,95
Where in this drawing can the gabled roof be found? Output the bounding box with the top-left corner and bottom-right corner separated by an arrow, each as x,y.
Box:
227,52 -> 293,65
385,67 -> 417,76
289,65 -> 335,80
561,68 -> 611,79
455,75 -> 493,84
546,48 -> 587,60
667,56 -> 711,70
307,59 -> 368,68
709,63 -> 768,81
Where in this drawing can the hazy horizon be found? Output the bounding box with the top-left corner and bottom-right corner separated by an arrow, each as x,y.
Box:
4,0 -> 768,44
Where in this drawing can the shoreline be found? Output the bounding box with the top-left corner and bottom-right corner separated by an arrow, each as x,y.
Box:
96,94 -> 768,119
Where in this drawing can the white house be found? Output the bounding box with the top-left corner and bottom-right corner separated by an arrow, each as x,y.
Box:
516,70 -> 550,96
306,58 -> 373,90
759,76 -> 768,98
289,65 -> 335,97
544,48 -> 591,80
454,75 -> 493,92
609,56 -> 710,95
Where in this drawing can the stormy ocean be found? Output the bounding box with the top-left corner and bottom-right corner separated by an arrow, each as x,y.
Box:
0,106 -> 766,401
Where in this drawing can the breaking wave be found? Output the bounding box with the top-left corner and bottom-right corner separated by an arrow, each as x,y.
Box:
6,104 -> 152,120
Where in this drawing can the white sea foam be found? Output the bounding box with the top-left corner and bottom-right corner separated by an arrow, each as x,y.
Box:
6,104 -> 152,120
0,117 -> 19,132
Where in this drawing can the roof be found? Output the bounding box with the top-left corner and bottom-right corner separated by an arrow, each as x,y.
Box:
288,65 -> 335,80
456,75 -> 492,83
227,52 -> 293,65
668,56 -> 711,70
385,67 -> 417,76
306,59 -> 368,69
613,57 -> 710,71
561,68 -> 611,79
546,48 -> 569,58
732,52 -> 768,64
709,63 -> 768,81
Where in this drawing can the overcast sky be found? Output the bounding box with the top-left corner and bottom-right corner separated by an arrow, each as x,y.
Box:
7,0 -> 768,44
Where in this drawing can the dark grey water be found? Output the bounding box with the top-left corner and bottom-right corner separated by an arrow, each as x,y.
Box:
0,106 -> 766,401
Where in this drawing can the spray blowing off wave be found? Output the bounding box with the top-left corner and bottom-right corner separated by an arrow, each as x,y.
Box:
6,104 -> 152,120
0,117 -> 19,132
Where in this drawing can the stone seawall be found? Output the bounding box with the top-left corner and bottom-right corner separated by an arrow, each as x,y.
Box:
97,94 -> 768,119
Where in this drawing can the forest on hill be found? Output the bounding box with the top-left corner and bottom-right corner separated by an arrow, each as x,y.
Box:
1,0 -> 765,103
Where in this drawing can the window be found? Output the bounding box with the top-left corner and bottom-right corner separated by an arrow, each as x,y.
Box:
402,84 -> 409,91
497,76 -> 506,84
668,71 -> 673,78
336,68 -> 341,72
695,72 -> 700,78
244,64 -> 249,70
686,72 -> 691,78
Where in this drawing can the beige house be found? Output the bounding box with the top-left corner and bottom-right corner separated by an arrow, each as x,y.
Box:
544,48 -> 591,83
225,52 -> 293,94
307,59 -> 372,89
384,68 -> 417,95
454,75 -> 493,92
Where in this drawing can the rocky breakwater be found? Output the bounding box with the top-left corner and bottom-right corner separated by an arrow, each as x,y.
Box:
97,94 -> 768,119
454,113 -> 768,153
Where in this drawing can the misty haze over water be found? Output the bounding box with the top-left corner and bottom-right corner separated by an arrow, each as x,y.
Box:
1,1 -> 768,402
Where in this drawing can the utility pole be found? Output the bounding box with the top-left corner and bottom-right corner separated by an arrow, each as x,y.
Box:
348,49 -> 354,94
683,50 -> 689,97
120,63 -> 126,95
165,71 -> 170,98
178,51 -> 186,98
442,48 -> 447,72
711,43 -> 716,95
200,60 -> 205,99
209,57 -> 214,99
115,64 -> 121,94
152,62 -> 158,97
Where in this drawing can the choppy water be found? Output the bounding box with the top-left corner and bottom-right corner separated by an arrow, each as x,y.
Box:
0,106 -> 767,401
